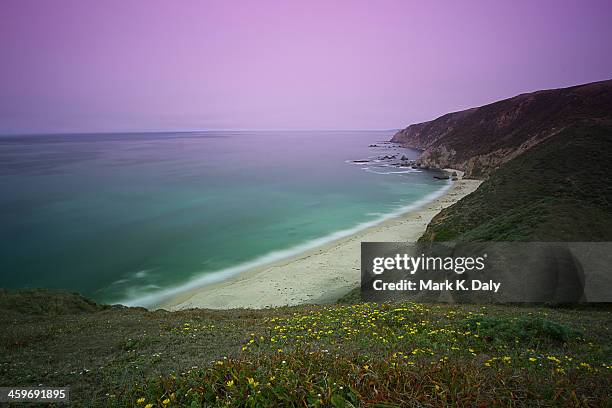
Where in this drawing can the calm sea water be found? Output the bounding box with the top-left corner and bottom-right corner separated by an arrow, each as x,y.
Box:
0,130 -> 448,306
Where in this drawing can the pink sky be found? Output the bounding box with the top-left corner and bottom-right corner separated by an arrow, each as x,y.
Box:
1,0 -> 611,134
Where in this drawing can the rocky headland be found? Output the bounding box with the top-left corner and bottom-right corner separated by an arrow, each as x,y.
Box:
391,80 -> 612,178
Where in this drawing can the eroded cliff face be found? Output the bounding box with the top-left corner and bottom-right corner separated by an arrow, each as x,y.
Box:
391,80 -> 612,178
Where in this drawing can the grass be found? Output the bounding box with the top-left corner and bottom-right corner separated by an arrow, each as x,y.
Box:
1,291 -> 610,407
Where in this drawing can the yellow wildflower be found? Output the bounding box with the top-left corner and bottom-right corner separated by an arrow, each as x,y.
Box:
247,377 -> 259,387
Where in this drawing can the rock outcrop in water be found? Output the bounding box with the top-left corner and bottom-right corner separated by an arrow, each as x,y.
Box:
391,80 -> 612,178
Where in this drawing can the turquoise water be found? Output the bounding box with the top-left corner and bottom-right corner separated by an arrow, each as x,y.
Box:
0,130 -> 448,306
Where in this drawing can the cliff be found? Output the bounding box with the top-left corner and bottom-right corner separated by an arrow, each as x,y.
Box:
419,120 -> 612,242
391,80 -> 612,178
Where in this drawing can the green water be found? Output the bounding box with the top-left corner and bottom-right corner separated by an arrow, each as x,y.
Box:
0,130 -> 448,306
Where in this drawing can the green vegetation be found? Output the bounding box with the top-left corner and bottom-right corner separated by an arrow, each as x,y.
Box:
421,121 -> 612,241
1,291 -> 610,407
463,315 -> 577,344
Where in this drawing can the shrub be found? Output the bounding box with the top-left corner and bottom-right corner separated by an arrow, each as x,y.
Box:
466,315 -> 576,343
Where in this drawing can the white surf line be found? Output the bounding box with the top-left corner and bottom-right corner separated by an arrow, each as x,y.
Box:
118,180 -> 452,308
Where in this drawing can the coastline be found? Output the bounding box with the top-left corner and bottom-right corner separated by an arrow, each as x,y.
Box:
160,171 -> 481,311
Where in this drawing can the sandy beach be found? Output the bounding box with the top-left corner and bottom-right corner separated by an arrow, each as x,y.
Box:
162,172 -> 481,310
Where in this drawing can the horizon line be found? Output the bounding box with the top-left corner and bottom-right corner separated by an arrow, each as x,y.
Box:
0,128 -> 402,137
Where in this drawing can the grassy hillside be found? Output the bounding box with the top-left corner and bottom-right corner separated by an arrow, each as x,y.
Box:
1,290 -> 610,407
420,121 -> 612,242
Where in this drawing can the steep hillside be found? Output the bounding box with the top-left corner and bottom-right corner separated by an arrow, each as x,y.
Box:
392,80 -> 612,178
420,121 -> 612,242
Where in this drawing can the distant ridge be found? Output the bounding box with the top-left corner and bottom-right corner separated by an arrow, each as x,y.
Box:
391,79 -> 612,178
395,80 -> 612,242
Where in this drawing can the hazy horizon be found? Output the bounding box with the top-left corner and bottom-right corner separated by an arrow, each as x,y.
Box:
2,0 -> 612,135
0,128 -> 400,137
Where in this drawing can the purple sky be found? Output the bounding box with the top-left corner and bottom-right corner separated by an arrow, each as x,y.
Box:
1,0 -> 611,134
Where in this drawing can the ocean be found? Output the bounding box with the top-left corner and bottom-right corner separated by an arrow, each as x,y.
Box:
0,130 -> 449,306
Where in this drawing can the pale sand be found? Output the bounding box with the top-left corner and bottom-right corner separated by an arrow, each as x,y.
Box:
161,172 -> 481,311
